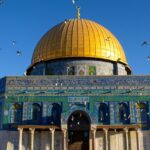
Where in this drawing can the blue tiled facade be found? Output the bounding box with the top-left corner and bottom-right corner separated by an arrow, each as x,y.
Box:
0,75 -> 150,130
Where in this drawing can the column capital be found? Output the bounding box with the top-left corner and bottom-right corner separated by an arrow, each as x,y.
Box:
91,127 -> 97,137
91,124 -> 97,130
91,125 -> 97,134
136,127 -> 141,133
18,128 -> 23,132
29,128 -> 35,134
49,128 -> 55,131
62,128 -> 67,138
91,126 -> 96,131
124,127 -> 129,133
49,128 -> 55,134
103,128 -> 108,133
91,127 -> 96,130
62,128 -> 67,133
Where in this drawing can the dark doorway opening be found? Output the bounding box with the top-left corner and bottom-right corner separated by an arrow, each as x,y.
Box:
68,111 -> 90,150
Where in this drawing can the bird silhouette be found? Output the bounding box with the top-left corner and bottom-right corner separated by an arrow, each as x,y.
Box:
12,40 -> 16,46
141,41 -> 149,46
72,0 -> 78,4
105,36 -> 111,41
16,51 -> 22,56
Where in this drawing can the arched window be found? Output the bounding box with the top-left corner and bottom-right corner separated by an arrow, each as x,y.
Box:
10,103 -> 22,124
136,102 -> 148,124
32,103 -> 42,124
98,103 -> 109,124
118,103 -> 129,124
51,103 -> 61,125
67,66 -> 75,75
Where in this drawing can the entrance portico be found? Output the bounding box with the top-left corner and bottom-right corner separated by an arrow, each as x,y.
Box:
67,110 -> 91,150
18,122 -> 141,150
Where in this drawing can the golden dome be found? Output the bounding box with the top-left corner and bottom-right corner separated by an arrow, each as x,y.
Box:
31,19 -> 128,66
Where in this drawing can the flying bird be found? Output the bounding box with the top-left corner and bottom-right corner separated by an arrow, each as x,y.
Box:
12,40 -> 16,46
16,50 -> 22,56
64,19 -> 68,24
141,41 -> 149,46
105,36 -> 111,41
147,56 -> 150,60
72,0 -> 78,4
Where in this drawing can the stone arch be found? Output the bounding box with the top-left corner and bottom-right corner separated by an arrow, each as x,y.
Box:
67,110 -> 91,130
67,110 -> 91,150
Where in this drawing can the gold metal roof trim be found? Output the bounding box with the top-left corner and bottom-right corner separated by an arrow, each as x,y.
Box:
31,19 -> 129,68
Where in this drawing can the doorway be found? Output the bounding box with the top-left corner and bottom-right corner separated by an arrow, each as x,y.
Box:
68,111 -> 90,150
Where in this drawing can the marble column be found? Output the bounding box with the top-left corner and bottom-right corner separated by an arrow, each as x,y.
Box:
115,129 -> 119,150
91,128 -> 96,150
49,128 -> 55,150
62,129 -> 67,150
18,128 -> 23,150
136,128 -> 140,150
124,128 -> 129,150
29,128 -> 35,150
103,128 -> 109,150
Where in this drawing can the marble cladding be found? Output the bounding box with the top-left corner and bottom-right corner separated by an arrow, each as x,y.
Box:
117,63 -> 127,75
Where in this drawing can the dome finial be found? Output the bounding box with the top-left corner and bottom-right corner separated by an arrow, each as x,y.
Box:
72,0 -> 81,19
76,6 -> 80,19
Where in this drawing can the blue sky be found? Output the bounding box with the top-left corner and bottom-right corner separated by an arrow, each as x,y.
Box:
0,0 -> 150,78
